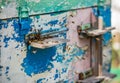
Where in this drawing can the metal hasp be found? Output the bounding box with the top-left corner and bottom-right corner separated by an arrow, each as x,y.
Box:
25,27 -> 69,49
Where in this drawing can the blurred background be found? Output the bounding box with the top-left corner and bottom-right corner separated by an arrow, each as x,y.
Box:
111,0 -> 120,82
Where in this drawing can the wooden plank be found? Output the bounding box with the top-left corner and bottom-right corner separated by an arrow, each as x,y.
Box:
92,36 -> 103,76
103,71 -> 117,78
81,27 -> 115,37
94,38 -> 99,76
76,76 -> 104,83
96,36 -> 103,76
29,38 -> 69,49
98,16 -> 103,30
76,72 -> 116,83
90,38 -> 92,68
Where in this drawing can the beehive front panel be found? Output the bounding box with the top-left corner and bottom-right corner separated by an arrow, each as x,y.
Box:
0,0 -> 112,83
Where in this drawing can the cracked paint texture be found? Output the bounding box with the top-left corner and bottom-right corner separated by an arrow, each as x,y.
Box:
0,0 -> 111,19
0,0 -> 112,83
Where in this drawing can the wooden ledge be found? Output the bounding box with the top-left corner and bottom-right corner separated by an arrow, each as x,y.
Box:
81,27 -> 115,37
29,38 -> 69,49
76,76 -> 104,83
76,72 -> 116,83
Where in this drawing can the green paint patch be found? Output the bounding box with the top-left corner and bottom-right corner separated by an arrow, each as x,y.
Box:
19,0 -> 98,14
81,23 -> 91,30
111,68 -> 120,77
110,68 -> 120,83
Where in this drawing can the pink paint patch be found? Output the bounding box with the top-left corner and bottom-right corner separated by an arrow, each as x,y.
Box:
67,8 -> 96,82
67,8 -> 96,46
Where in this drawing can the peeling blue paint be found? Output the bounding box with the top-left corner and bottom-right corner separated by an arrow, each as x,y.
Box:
93,6 -> 112,45
19,18 -> 32,30
0,20 -> 2,30
93,6 -> 111,27
40,27 -> 68,35
62,68 -> 67,74
3,36 -> 10,47
54,73 -> 59,80
77,49 -> 85,56
102,6 -> 112,45
12,19 -> 31,42
103,6 -> 111,27
58,17 -> 66,26
55,54 -> 64,63
103,32 -> 112,45
108,50 -> 112,72
0,65 -> 3,69
13,20 -> 20,30
64,80 -> 69,83
72,47 -> 85,56
0,20 -> 12,29
21,46 -> 56,76
0,2 -> 113,82
15,44 -> 19,48
7,77 -> 11,81
12,34 -> 23,42
0,65 -> 3,76
5,66 -> 9,75
3,22 -> 8,28
37,78 -> 45,83
19,18 -> 32,35
54,69 -> 59,80
47,20 -> 58,26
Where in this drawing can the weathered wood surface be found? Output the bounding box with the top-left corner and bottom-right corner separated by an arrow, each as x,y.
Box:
76,72 -> 116,83
76,76 -> 104,83
30,38 -> 69,49
81,27 -> 115,37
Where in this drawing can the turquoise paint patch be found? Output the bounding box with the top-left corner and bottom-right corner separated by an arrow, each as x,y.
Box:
19,0 -> 98,15
72,47 -> 85,56
55,54 -> 64,63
